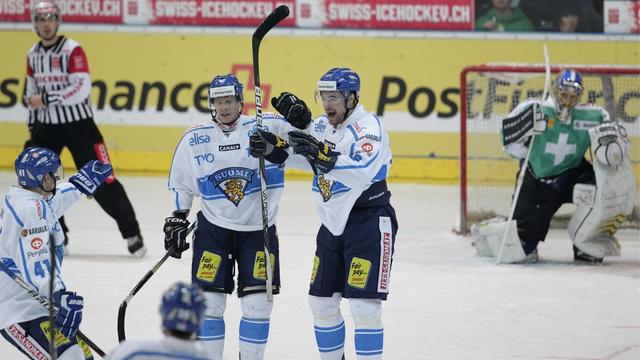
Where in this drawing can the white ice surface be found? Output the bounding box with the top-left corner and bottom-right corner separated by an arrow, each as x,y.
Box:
0,171 -> 638,360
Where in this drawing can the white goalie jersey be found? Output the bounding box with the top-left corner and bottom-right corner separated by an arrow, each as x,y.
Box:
287,104 -> 393,236
0,184 -> 82,329
168,114 -> 295,231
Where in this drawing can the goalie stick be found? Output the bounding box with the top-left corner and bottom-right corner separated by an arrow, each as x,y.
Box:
0,261 -> 106,357
117,220 -> 197,342
495,45 -> 551,264
251,4 -> 290,302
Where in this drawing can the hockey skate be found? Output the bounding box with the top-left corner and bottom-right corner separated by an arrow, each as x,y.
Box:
126,234 -> 147,258
573,245 -> 603,265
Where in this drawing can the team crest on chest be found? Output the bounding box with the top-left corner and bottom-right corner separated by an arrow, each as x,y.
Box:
208,167 -> 255,206
317,175 -> 333,202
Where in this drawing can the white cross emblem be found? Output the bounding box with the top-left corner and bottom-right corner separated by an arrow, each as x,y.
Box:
545,133 -> 576,165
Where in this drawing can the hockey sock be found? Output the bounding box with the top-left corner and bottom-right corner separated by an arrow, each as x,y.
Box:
314,321 -> 346,360
355,328 -> 383,359
239,317 -> 270,359
197,316 -> 225,360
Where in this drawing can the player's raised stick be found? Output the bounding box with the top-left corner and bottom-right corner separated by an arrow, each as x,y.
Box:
117,221 -> 197,342
0,262 -> 106,357
496,45 -> 551,264
251,4 -> 290,302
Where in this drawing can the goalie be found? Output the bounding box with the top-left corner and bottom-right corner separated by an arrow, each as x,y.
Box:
473,70 -> 636,264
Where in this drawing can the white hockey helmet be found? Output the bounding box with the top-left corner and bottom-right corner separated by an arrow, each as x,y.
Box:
32,1 -> 62,33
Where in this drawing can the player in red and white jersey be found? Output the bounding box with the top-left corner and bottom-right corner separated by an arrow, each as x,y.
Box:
24,1 -> 146,258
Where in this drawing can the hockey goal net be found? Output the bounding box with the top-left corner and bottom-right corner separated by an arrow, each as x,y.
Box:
459,64 -> 640,234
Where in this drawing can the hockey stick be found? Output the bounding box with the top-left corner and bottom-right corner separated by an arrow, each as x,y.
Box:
251,4 -> 290,302
496,45 -> 551,264
48,234 -> 57,360
0,261 -> 106,357
117,220 -> 197,342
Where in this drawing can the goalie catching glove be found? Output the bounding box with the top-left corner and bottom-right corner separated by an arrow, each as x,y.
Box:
164,214 -> 190,259
271,92 -> 312,130
249,129 -> 290,164
288,131 -> 340,174
591,123 -> 627,166
69,160 -> 113,196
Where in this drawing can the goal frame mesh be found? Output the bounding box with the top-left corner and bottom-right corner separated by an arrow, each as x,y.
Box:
459,64 -> 640,234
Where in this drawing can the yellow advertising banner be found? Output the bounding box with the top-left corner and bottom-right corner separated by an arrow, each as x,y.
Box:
1,30 -> 638,182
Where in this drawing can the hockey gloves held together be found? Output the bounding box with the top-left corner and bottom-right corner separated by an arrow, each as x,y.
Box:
69,160 -> 113,196
164,216 -> 190,259
54,290 -> 84,339
271,92 -> 312,130
288,131 -> 339,174
249,129 -> 290,164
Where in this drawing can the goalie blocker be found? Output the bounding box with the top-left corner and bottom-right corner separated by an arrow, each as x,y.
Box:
473,122 -> 635,263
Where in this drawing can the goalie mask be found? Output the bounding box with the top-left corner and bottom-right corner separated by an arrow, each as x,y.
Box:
32,1 -> 61,41
553,70 -> 583,123
315,67 -> 360,125
208,74 -> 244,131
15,147 -> 63,194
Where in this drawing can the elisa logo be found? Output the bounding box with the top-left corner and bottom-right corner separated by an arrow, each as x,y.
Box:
189,133 -> 211,146
31,237 -> 43,250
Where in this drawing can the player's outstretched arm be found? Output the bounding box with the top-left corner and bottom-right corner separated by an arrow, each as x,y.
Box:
68,160 -> 113,196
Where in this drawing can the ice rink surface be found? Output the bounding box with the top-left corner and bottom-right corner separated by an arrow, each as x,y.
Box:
0,171 -> 638,360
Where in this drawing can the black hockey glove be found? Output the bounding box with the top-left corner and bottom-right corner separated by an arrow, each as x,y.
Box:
249,129 -> 290,164
288,131 -> 340,174
163,216 -> 190,259
271,92 -> 312,130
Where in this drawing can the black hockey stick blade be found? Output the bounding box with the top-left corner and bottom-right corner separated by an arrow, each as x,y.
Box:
252,5 -> 290,44
117,221 -> 196,342
117,244 -> 176,342
502,105 -> 535,146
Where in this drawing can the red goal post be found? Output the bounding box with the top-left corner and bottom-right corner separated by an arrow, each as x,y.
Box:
459,64 -> 640,234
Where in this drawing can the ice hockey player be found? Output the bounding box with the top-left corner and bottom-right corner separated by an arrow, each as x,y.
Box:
106,282 -> 208,360
472,69 -> 635,264
0,147 -> 112,359
270,67 -> 398,360
163,74 -> 293,360
24,1 -> 146,257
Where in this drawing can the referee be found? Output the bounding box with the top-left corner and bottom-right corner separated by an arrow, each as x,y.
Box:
24,1 -> 146,258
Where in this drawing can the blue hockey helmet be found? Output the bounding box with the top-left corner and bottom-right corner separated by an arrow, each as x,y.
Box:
208,74 -> 244,124
209,74 -> 244,102
317,67 -> 361,94
15,147 -> 62,189
553,70 -> 584,121
160,282 -> 206,334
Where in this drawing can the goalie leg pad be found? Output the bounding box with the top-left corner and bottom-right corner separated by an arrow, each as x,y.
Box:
569,205 -> 622,259
309,294 -> 345,359
472,218 -> 529,263
471,217 -> 505,257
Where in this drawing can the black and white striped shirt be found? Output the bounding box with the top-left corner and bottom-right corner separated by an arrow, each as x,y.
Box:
26,35 -> 93,125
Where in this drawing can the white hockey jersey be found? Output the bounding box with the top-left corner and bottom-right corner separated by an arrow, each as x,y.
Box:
106,336 -> 208,360
0,183 -> 82,330
168,114 -> 295,231
288,104 -> 393,236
